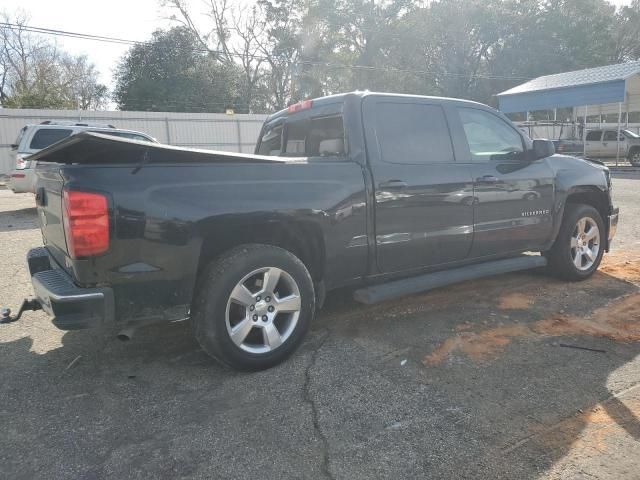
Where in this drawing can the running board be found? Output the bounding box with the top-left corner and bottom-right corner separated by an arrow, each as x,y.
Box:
353,255 -> 547,305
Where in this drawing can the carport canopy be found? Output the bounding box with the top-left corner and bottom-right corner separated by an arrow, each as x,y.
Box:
497,60 -> 640,115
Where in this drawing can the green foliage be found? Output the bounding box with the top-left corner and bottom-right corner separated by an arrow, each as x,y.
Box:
113,27 -> 244,112
302,0 -> 640,106
133,0 -> 640,112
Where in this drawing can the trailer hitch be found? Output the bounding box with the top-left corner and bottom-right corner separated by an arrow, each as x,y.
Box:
1,298 -> 42,324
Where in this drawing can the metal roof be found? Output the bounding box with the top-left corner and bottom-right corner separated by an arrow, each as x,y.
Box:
497,61 -> 640,113
498,60 -> 640,96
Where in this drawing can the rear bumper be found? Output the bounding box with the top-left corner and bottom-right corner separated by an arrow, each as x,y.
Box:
27,247 -> 114,330
607,207 -> 619,248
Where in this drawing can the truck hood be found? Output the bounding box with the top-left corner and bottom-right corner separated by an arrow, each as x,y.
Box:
29,131 -> 302,165
549,154 -> 610,173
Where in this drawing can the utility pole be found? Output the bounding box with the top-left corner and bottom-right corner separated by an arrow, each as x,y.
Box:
583,105 -> 588,158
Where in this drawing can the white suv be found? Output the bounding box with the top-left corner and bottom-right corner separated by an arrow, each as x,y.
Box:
9,121 -> 157,193
584,129 -> 640,165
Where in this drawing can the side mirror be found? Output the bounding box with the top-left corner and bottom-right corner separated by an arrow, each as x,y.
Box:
531,139 -> 555,159
10,144 -> 18,150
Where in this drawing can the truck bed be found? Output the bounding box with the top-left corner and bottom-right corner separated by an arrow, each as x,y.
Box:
28,131 -> 303,165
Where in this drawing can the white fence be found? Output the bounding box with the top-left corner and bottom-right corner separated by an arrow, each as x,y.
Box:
0,108 -> 269,175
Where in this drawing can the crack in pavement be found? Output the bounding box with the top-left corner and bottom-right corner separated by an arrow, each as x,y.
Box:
302,330 -> 334,480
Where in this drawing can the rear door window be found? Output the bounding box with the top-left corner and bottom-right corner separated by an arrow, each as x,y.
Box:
374,103 -> 454,164
29,128 -> 73,149
586,130 -> 602,141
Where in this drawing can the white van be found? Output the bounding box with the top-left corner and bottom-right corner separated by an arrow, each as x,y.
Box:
9,121 -> 157,193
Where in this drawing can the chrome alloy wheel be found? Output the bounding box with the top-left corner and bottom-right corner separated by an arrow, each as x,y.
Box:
570,217 -> 600,271
225,267 -> 301,354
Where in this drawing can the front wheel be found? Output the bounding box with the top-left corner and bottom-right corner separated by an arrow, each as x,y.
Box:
545,204 -> 605,281
191,244 -> 315,371
629,149 -> 640,166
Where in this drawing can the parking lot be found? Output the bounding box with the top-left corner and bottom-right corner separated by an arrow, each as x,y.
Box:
1,172 -> 640,479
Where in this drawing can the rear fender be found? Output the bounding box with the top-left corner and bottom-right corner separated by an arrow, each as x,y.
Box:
196,213 -> 327,283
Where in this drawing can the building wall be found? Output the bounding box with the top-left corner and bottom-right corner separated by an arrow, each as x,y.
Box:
0,109 -> 269,174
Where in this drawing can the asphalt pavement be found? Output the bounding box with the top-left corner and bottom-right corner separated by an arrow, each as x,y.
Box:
1,174 -> 639,479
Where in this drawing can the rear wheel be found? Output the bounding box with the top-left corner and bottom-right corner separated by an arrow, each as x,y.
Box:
545,204 -> 605,281
191,244 -> 315,371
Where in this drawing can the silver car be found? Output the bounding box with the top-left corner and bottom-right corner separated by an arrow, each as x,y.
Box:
9,122 -> 158,193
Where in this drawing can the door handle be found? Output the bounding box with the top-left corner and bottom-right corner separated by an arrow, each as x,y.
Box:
379,180 -> 408,189
476,175 -> 499,183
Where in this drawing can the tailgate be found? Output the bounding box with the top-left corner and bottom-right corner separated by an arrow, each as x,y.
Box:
35,163 -> 70,268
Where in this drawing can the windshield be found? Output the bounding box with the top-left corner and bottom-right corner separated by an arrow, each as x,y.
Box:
623,129 -> 640,139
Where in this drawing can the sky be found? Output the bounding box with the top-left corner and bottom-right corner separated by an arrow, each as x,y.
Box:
1,0 -> 636,91
2,0 -> 170,88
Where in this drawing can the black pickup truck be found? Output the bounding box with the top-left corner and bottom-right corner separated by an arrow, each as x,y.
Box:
2,92 -> 619,370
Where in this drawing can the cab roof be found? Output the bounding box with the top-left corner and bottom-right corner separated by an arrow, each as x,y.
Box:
266,91 -> 491,121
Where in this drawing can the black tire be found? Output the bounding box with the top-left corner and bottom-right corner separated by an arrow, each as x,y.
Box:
629,148 -> 640,166
191,244 -> 315,371
545,203 -> 605,281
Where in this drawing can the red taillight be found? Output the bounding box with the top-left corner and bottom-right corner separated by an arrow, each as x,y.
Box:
287,99 -> 313,114
62,190 -> 109,258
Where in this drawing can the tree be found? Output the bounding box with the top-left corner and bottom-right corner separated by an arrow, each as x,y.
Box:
613,0 -> 640,62
309,0 -> 413,93
113,26 -> 244,112
158,0 -> 640,111
0,12 -> 108,109
61,55 -> 109,110
164,0 -> 271,111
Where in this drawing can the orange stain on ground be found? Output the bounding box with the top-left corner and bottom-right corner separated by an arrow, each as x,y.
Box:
423,292 -> 640,366
498,292 -> 534,310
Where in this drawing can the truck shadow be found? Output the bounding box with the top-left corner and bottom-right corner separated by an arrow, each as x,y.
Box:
314,266 -> 640,477
1,266 -> 639,478
0,207 -> 38,232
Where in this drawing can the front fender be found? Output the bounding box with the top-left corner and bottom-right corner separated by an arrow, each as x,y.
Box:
544,155 -> 611,250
